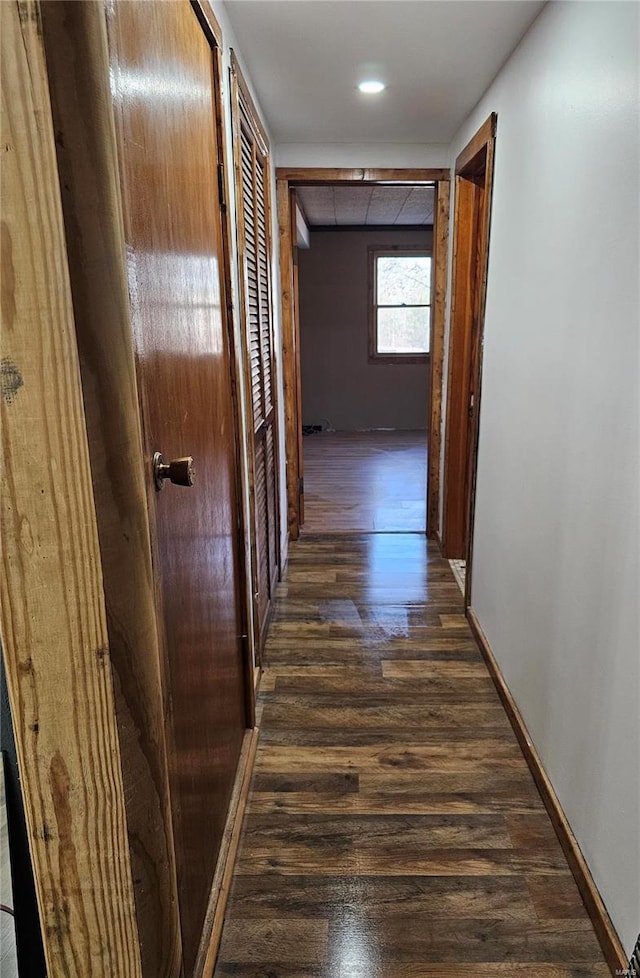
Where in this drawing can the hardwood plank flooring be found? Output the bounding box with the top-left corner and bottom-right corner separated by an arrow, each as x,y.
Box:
302,432 -> 427,533
215,535 -> 610,977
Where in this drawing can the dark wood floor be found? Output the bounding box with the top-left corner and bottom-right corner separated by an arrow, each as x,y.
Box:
215,535 -> 610,977
302,431 -> 427,533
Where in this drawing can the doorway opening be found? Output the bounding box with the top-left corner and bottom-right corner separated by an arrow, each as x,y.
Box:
276,168 -> 450,541
441,114 -> 497,604
297,188 -> 432,533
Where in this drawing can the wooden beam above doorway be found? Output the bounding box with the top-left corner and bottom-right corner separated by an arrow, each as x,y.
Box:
276,167 -> 450,185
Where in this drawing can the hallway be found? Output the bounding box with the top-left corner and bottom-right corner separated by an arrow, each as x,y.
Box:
302,432 -> 427,534
215,534 -> 610,975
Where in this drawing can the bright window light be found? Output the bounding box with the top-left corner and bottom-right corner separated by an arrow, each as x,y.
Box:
370,251 -> 432,360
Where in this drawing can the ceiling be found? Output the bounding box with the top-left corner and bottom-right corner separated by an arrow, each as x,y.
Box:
223,1 -> 546,144
297,185 -> 434,226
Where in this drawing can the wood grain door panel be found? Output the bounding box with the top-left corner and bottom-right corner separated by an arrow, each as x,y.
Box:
107,2 -> 247,970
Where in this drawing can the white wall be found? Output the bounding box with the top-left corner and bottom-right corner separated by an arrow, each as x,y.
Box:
212,1 -> 289,647
446,1 -> 639,954
276,142 -> 449,169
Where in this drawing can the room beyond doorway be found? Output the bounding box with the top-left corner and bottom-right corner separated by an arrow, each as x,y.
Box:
302,431 -> 427,534
275,167 -> 450,541
292,181 -> 438,537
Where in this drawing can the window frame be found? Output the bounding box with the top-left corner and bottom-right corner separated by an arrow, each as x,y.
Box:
368,246 -> 432,364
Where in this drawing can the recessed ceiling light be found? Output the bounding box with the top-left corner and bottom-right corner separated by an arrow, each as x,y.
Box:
358,80 -> 385,94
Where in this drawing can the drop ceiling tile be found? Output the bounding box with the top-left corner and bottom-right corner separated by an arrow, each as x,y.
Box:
395,186 -> 435,224
333,186 -> 372,225
296,186 -> 336,225
367,187 -> 413,224
297,183 -> 435,227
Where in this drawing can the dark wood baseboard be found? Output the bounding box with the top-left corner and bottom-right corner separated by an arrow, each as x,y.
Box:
194,727 -> 259,977
466,607 -> 627,976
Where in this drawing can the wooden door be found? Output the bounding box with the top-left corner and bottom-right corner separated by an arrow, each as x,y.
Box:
231,57 -> 280,652
107,2 -> 248,971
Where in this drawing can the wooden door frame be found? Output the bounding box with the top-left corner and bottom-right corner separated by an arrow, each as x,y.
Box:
276,167 -> 451,541
441,115 -> 497,606
1,3 -> 143,974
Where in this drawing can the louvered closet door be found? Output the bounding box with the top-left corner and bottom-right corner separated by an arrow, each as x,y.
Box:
239,111 -> 279,649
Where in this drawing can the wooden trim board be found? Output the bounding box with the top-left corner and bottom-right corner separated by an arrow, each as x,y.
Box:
229,51 -> 282,664
194,727 -> 259,978
467,607 -> 627,976
276,167 -> 450,184
213,28 -> 259,722
0,3 -> 142,974
427,179 -> 450,539
230,49 -> 270,155
190,0 -> 223,48
277,179 -> 301,540
442,173 -> 476,557
441,114 -> 496,568
455,113 -> 497,174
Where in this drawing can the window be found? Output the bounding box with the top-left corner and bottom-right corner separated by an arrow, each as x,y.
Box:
369,249 -> 431,362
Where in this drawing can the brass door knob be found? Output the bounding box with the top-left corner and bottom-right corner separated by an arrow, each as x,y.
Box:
153,452 -> 195,490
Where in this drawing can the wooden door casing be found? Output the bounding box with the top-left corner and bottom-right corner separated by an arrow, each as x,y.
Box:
443,176 -> 481,558
107,2 -> 249,971
291,190 -> 305,527
442,114 -> 497,582
275,167 -> 451,542
230,54 -> 280,657
427,179 -> 451,539
463,152 -> 494,607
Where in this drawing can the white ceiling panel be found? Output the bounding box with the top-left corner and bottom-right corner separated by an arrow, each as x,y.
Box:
295,186 -> 335,224
395,187 -> 435,225
366,187 -> 416,225
224,1 -> 545,144
296,185 -> 435,226
332,186 -> 373,225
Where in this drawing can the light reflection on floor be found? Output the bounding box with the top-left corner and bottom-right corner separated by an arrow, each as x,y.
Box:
303,431 -> 427,534
449,558 -> 466,595
325,911 -> 382,978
